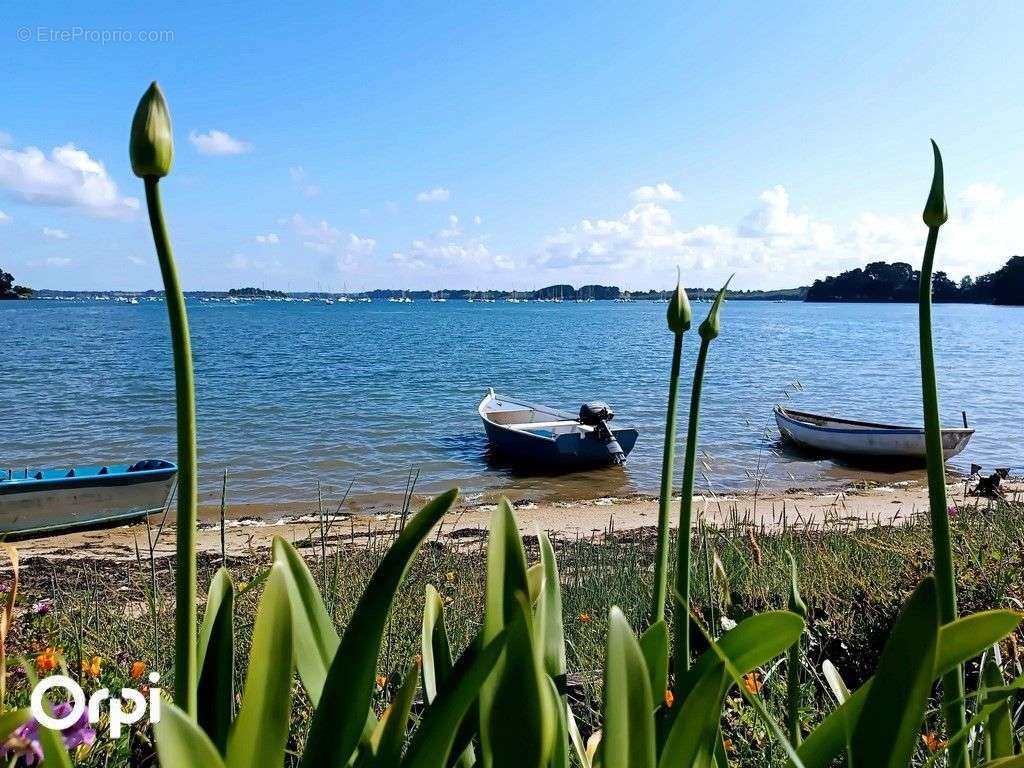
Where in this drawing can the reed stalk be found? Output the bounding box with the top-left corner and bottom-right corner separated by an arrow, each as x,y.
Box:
652,273 -> 690,624
672,278 -> 729,680
918,139 -> 967,768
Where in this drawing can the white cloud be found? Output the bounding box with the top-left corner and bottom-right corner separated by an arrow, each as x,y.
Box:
0,210 -> 10,223
289,166 -> 320,197
286,213 -> 376,270
42,226 -> 68,240
46,256 -> 71,267
255,233 -> 280,244
0,131 -> 11,146
336,234 -> 376,271
416,187 -> 450,203
0,143 -> 139,218
474,215 -> 482,225
439,214 -> 461,239
289,213 -> 342,253
393,213 -> 512,271
631,182 -> 684,203
537,181 -> 1024,286
188,130 -> 252,156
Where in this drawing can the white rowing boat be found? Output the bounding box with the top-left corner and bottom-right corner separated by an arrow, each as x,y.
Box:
774,405 -> 973,461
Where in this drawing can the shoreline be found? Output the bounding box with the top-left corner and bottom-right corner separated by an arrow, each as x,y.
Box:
11,477 -> 1016,562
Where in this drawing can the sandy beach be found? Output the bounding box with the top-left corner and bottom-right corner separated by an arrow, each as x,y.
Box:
12,476 -> 1016,562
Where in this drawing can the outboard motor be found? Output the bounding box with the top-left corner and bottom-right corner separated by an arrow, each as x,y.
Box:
579,401 -> 626,464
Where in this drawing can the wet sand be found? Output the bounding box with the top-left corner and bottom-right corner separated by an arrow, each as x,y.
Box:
11,477 -> 1014,562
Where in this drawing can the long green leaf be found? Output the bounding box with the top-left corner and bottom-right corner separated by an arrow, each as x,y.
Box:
404,630 -> 506,768
678,611 -> 802,703
663,609 -> 803,768
658,657 -> 726,768
368,662 -> 419,766
421,584 -> 453,703
272,535 -> 340,704
547,675 -> 570,768
420,584 -> 475,767
300,488 -> 458,768
850,578 -> 938,768
602,607 -> 656,768
483,590 -> 555,768
536,530 -> 566,680
982,658 -> 1015,759
225,565 -> 294,768
155,701 -> 228,768
639,620 -> 669,710
935,610 -> 1023,677
198,567 -> 235,754
792,608 -> 1022,768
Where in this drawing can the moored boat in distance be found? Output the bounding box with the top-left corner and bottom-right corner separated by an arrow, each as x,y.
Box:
774,405 -> 974,462
0,460 -> 177,537
479,389 -> 638,469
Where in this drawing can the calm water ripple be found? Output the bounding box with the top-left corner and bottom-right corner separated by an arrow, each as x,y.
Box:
2,299 -> 1021,505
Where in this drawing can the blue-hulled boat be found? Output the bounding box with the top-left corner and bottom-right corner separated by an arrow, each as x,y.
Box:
479,389 -> 638,468
0,460 -> 177,537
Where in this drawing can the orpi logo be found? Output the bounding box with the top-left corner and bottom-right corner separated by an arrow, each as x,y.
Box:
31,673 -> 162,738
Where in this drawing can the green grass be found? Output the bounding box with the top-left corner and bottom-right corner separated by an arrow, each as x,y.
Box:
5,496 -> 1022,766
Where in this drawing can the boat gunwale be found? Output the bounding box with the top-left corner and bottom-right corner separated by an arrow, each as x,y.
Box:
0,462 -> 178,495
775,405 -> 974,437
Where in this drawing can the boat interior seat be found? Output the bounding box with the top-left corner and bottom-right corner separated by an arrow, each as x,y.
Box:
487,409 -> 535,425
510,420 -> 593,432
98,466 -> 109,474
35,471 -> 43,480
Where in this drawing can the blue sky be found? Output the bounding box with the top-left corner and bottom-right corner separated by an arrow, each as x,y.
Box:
2,1 -> 1023,291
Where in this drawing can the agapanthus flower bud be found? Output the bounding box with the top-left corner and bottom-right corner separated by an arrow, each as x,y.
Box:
698,276 -> 732,341
667,270 -> 692,334
130,81 -> 174,178
922,139 -> 947,228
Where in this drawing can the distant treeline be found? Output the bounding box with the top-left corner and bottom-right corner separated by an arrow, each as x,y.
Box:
0,266 -> 32,299
806,256 -> 1024,305
228,287 -> 287,298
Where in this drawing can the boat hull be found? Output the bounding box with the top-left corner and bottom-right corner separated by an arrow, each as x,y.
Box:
479,391 -> 638,469
0,461 -> 176,537
774,406 -> 973,461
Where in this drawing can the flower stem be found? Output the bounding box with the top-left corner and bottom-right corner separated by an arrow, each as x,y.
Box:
919,225 -> 967,767
672,337 -> 709,680
786,642 -> 801,746
651,332 -> 683,624
144,176 -> 197,718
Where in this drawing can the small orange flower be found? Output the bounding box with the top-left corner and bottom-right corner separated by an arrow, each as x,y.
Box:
723,738 -> 735,753
81,655 -> 102,679
663,689 -> 674,708
130,661 -> 147,680
375,674 -> 387,690
35,647 -> 62,674
579,612 -> 591,623
921,732 -> 947,753
742,671 -> 763,695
